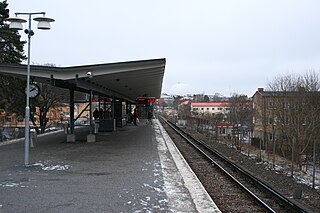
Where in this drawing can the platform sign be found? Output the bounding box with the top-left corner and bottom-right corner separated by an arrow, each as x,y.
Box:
136,97 -> 146,102
92,98 -> 111,102
136,97 -> 156,107
135,97 -> 156,103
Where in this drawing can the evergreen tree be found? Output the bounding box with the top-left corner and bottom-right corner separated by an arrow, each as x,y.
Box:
0,0 -> 26,63
0,0 -> 26,114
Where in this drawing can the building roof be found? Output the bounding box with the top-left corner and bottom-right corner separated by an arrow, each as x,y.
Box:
0,58 -> 166,103
252,87 -> 320,98
191,102 -> 230,107
179,100 -> 190,105
253,90 -> 283,98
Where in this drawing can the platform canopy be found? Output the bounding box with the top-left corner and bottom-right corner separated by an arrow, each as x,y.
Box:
0,58 -> 166,103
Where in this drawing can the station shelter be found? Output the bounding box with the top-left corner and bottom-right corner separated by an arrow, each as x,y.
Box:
0,58 -> 166,141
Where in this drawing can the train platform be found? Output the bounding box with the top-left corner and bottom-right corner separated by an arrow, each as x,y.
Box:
0,119 -> 220,213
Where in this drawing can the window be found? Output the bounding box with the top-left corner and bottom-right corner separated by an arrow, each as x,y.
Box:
5,116 -> 12,122
269,117 -> 273,125
207,108 -> 209,110
225,108 -> 230,111
212,108 -> 215,110
220,128 -> 226,134
193,108 -> 198,111
269,133 -> 273,141
201,108 -> 204,110
302,117 -> 307,126
218,107 -> 223,110
284,102 -> 289,109
285,117 -> 289,125
292,118 -> 298,125
268,101 -> 274,109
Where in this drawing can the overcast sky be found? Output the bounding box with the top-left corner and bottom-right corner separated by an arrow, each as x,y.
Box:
7,0 -> 320,97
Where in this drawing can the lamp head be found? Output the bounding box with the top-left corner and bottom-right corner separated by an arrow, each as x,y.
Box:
33,16 -> 55,30
6,17 -> 27,30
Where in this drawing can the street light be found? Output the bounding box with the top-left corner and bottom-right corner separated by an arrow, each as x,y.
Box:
7,12 -> 54,166
272,120 -> 276,169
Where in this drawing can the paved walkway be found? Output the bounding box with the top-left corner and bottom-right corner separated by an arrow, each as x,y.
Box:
0,119 -> 220,213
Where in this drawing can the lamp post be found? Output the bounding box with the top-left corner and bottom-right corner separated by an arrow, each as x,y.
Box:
312,139 -> 316,189
272,121 -> 276,169
7,12 -> 54,166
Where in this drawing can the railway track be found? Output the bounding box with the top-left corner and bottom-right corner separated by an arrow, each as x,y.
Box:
159,116 -> 315,213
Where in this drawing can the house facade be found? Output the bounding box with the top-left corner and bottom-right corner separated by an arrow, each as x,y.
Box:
252,87 -> 320,153
252,87 -> 296,145
252,88 -> 273,144
216,122 -> 233,137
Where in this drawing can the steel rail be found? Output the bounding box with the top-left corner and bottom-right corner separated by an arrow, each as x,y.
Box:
160,116 -> 315,213
162,117 -> 277,213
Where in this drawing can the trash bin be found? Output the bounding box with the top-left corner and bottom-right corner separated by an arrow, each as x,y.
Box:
98,119 -> 115,132
30,132 -> 37,148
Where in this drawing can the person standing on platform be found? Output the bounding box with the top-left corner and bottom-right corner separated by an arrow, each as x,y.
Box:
132,107 -> 139,126
147,109 -> 153,125
93,108 -> 99,120
99,108 -> 104,119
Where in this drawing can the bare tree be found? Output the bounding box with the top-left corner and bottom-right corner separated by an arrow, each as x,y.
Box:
177,101 -> 191,120
267,71 -> 320,170
228,94 -> 253,127
30,83 -> 68,133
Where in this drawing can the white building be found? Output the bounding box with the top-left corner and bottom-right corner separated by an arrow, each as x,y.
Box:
191,102 -> 231,115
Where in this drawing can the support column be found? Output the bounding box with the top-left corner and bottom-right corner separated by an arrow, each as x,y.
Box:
104,97 -> 107,112
70,89 -> 75,134
89,90 -> 93,130
112,96 -> 116,131
67,89 -> 76,142
87,90 -> 96,142
98,94 -> 101,110
112,96 -> 115,119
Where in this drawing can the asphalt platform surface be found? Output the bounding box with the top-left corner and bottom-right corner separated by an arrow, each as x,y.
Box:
0,119 -> 220,213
